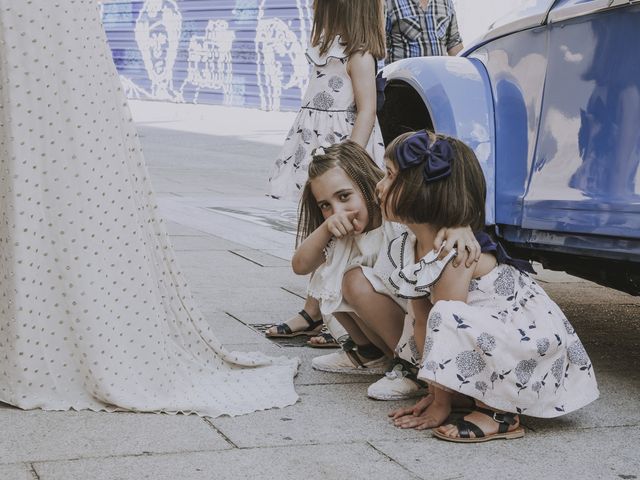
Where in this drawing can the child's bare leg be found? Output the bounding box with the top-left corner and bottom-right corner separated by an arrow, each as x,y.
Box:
334,312 -> 389,357
409,298 -> 432,357
392,386 -> 452,430
342,268 -> 405,353
266,295 -> 321,335
349,313 -> 393,358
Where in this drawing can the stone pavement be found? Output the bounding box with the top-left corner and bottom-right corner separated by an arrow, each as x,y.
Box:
1,102 -> 639,480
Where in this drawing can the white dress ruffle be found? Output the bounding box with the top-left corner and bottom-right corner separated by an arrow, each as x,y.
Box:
308,221 -> 406,315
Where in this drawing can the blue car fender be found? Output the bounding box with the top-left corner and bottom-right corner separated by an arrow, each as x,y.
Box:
381,56 -> 496,224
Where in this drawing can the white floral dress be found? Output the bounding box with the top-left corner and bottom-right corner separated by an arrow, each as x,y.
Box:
308,221 -> 406,315
268,37 -> 385,200
382,231 -> 599,418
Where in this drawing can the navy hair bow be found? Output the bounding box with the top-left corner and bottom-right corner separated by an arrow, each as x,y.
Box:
395,131 -> 453,183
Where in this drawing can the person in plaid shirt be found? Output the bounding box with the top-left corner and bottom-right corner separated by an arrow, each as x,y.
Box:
385,0 -> 463,62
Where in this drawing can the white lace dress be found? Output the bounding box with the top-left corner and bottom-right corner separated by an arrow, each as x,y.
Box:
268,36 -> 385,200
382,231 -> 599,418
308,221 -> 406,315
0,0 -> 299,417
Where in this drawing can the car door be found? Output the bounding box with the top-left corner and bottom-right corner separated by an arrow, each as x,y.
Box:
520,2 -> 640,241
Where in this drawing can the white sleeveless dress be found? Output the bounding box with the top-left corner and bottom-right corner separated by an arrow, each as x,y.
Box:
0,0 -> 298,417
268,36 -> 385,200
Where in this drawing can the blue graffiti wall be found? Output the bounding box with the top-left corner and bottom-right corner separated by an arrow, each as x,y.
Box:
102,0 -> 312,111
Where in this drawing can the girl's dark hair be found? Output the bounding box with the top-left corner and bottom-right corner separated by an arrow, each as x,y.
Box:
384,130 -> 486,231
297,140 -> 382,245
311,0 -> 386,59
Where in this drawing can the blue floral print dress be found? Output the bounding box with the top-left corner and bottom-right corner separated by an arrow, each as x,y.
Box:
382,231 -> 599,418
268,36 -> 385,200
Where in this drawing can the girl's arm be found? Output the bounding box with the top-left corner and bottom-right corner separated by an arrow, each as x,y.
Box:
429,261 -> 475,304
347,51 -> 377,148
409,298 -> 433,359
292,211 -> 358,274
434,226 -> 481,268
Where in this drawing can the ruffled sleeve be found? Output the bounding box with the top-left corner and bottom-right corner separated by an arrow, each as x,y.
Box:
305,36 -> 348,66
386,231 -> 456,299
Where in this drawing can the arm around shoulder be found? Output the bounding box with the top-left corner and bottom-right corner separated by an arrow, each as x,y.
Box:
429,259 -> 474,305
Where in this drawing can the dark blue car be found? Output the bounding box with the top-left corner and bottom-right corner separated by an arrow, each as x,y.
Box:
379,0 -> 640,295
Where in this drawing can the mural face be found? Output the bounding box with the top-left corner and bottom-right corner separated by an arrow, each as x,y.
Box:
134,0 -> 182,100
181,20 -> 236,104
103,0 -> 312,111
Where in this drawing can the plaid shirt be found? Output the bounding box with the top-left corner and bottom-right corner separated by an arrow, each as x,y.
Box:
385,0 -> 462,62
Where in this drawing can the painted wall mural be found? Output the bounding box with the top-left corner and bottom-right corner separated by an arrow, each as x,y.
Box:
102,0 -> 312,111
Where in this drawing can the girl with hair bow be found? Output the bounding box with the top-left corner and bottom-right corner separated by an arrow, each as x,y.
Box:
377,130 -> 599,442
292,141 -> 480,401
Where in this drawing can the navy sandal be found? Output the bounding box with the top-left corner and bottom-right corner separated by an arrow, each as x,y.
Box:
265,309 -> 323,338
433,407 -> 525,443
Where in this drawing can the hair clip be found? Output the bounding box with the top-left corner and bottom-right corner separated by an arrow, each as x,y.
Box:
313,146 -> 326,157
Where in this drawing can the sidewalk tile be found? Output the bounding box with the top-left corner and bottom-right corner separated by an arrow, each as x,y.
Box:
33,443 -> 421,480
0,410 -> 230,463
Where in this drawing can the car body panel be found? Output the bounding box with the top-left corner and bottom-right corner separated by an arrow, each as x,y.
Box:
379,0 -> 640,293
382,57 -> 496,223
469,27 -> 549,228
522,7 -> 640,238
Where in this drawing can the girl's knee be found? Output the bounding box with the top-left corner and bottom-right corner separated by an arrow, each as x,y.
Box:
342,268 -> 372,304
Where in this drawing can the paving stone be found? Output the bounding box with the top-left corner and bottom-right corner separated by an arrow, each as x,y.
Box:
210,383 -> 427,448
221,341 -> 373,387
522,372 -> 640,431
0,464 -> 33,479
0,410 -> 230,463
164,221 -> 209,237
229,249 -> 290,267
544,282 -> 640,306
371,426 -> 640,480
171,235 -> 240,251
202,312 -> 274,346
33,443 -> 420,480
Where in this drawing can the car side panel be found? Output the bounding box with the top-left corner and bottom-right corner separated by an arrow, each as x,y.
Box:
522,7 -> 640,240
469,27 -> 549,228
381,57 -> 496,223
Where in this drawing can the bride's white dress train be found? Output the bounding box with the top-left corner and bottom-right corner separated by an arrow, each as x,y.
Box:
0,0 -> 298,417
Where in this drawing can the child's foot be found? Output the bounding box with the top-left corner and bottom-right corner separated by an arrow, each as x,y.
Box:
306,327 -> 340,348
392,398 -> 451,430
388,394 -> 434,419
265,309 -> 322,337
434,407 -> 524,443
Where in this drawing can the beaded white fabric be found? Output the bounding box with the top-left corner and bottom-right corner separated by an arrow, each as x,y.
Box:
0,0 -> 299,417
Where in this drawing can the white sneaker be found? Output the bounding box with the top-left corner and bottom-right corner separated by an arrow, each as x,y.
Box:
311,350 -> 388,375
367,362 -> 428,400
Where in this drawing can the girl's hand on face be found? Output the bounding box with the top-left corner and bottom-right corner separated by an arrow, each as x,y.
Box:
326,210 -> 359,238
434,226 -> 481,268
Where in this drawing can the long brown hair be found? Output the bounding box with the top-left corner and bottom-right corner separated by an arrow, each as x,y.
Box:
297,141 -> 383,245
384,131 -> 487,231
311,0 -> 385,59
